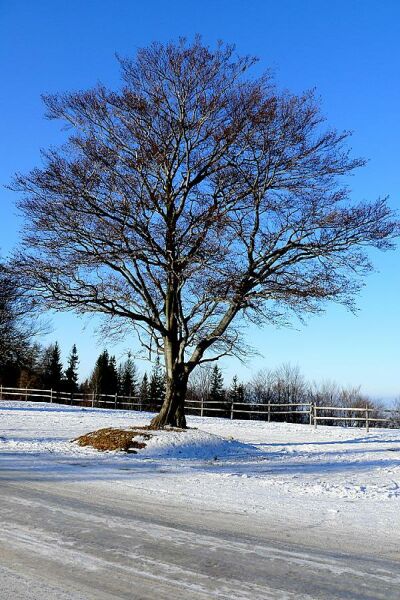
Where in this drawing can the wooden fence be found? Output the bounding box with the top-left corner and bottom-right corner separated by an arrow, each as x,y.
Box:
0,386 -> 160,412
0,386 -> 399,431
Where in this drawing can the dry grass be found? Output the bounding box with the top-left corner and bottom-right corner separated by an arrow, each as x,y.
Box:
73,424 -> 191,453
73,427 -> 152,453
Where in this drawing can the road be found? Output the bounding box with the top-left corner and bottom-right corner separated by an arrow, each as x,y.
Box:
0,468 -> 399,600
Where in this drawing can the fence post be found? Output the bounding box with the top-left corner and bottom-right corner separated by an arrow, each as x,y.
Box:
115,392 -> 118,410
200,397 -> 204,418
314,404 -> 317,429
0,385 -> 2,400
309,403 -> 313,426
91,392 -> 94,408
50,388 -> 53,403
365,406 -> 369,433
230,401 -> 234,420
268,400 -> 271,423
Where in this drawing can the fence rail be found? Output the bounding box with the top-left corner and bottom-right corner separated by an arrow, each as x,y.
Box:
1,386 -> 399,431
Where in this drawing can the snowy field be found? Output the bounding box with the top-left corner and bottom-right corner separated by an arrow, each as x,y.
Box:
1,402 -> 400,544
1,401 -> 400,599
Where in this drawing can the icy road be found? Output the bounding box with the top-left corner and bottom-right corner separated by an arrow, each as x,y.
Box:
1,402 -> 399,599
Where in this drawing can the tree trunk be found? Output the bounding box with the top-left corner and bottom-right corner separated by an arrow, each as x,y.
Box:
149,368 -> 188,429
150,268 -> 188,428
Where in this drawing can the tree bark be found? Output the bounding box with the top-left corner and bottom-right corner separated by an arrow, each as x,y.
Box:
149,366 -> 188,428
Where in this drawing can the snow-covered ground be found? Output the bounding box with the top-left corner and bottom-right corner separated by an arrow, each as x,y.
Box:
1,401 -> 400,547
1,401 -> 400,599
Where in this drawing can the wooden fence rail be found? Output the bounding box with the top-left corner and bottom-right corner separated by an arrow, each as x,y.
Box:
0,386 -> 399,431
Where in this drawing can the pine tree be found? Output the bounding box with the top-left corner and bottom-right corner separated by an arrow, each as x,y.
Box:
229,375 -> 239,402
228,375 -> 246,404
90,350 -> 120,399
41,342 -> 63,390
209,365 -> 225,403
120,353 -> 138,398
117,363 -> 124,395
65,344 -> 79,392
108,355 -> 118,394
149,356 -> 166,409
90,350 -> 110,398
237,382 -> 246,403
139,372 -> 149,408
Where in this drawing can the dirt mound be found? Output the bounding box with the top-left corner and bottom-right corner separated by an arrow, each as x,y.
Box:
73,427 -> 152,453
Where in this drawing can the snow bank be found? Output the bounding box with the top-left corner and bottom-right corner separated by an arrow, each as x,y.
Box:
135,428 -> 255,459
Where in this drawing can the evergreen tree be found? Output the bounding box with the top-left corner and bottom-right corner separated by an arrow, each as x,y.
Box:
90,350 -> 108,397
108,355 -> 118,394
228,375 -> 246,404
117,363 -> 124,395
41,342 -> 63,390
120,353 -> 138,398
90,350 -> 118,398
149,356 -> 166,409
139,372 -> 149,408
229,375 -> 239,402
209,365 -> 225,403
65,344 -> 79,392
237,382 -> 246,403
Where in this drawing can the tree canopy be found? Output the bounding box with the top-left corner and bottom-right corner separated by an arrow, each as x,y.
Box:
12,38 -> 398,426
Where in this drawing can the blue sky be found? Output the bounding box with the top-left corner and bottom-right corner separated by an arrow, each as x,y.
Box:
0,0 -> 399,396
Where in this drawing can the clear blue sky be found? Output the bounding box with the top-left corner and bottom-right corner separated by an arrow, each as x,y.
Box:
0,0 -> 399,397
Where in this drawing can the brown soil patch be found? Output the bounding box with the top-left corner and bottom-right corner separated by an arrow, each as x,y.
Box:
73,427 -> 152,453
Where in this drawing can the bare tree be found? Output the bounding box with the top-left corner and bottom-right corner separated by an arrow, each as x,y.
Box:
249,368 -> 277,405
310,380 -> 341,407
188,364 -> 214,403
274,363 -> 307,421
12,38 -> 398,427
0,261 -> 42,383
390,398 -> 400,428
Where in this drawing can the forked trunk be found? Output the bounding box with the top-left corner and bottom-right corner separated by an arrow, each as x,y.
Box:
149,368 -> 188,429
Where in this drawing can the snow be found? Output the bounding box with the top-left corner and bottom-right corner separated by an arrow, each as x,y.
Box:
1,401 -> 400,598
1,401 -> 400,549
